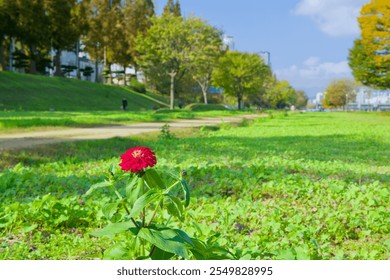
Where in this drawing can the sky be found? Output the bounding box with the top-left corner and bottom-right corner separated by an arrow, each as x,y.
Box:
154,0 -> 368,98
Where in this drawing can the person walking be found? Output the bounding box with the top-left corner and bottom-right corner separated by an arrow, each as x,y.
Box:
122,98 -> 128,111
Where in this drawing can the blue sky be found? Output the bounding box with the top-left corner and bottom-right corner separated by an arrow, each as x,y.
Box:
154,0 -> 368,98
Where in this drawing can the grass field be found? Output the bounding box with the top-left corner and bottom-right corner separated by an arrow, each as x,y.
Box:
0,112 -> 389,259
0,110 -> 251,133
0,72 -> 167,111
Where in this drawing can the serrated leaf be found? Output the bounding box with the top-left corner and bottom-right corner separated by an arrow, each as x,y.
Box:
130,189 -> 161,218
144,169 -> 165,189
180,179 -> 190,207
90,221 -> 134,238
86,181 -> 113,196
137,228 -> 189,259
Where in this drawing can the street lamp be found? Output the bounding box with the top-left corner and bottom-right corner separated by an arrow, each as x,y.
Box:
260,51 -> 271,66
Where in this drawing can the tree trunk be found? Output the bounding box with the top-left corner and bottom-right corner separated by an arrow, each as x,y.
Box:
108,63 -> 112,84
169,71 -> 176,110
237,93 -> 242,110
0,42 -> 5,71
201,85 -> 208,104
123,66 -> 127,86
95,59 -> 99,83
76,40 -> 81,79
28,46 -> 37,74
54,49 -> 63,76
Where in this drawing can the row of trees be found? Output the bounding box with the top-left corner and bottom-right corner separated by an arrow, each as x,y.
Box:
0,0 -> 307,109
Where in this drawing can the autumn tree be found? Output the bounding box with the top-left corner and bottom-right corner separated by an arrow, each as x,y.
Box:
323,79 -> 356,109
213,51 -> 269,110
122,0 -> 154,78
349,0 -> 390,89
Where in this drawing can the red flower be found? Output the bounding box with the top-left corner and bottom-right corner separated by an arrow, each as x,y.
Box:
119,146 -> 157,173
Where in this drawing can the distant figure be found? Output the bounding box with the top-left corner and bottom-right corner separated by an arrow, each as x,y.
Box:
178,100 -> 183,109
122,98 -> 128,111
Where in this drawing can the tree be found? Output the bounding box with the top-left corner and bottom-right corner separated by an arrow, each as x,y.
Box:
263,79 -> 297,109
13,0 -> 51,74
162,0 -> 174,16
213,51 -> 269,110
323,79 -> 356,109
173,0 -> 181,16
187,18 -> 223,104
294,90 -> 308,109
121,0 -> 154,80
349,0 -> 390,89
44,0 -> 79,77
136,14 -> 193,109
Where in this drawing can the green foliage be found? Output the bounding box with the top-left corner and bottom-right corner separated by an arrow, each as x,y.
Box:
0,112 -> 389,259
213,51 -> 270,110
159,123 -> 175,140
323,79 -> 356,109
185,103 -> 228,111
129,78 -> 146,94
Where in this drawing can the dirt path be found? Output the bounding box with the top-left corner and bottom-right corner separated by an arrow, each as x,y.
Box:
0,114 -> 263,150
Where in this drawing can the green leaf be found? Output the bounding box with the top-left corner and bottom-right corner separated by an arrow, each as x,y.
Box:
126,176 -> 141,206
150,246 -> 175,260
86,181 -> 113,196
166,195 -> 184,220
103,244 -> 129,260
130,189 -> 161,218
137,228 -> 190,259
180,179 -> 190,207
102,203 -> 118,220
90,222 -> 134,238
22,223 -> 38,233
143,169 -> 165,189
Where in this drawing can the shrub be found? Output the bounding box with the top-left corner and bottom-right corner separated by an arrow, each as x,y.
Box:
129,78 -> 146,94
185,103 -> 228,111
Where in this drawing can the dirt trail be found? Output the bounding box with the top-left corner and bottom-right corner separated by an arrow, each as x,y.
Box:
0,114 -> 262,150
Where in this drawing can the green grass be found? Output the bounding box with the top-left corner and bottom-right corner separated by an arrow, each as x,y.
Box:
0,72 -> 167,111
0,110 -> 254,132
0,112 -> 389,259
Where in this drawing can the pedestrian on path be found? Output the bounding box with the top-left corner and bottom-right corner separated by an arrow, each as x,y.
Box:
122,98 -> 128,111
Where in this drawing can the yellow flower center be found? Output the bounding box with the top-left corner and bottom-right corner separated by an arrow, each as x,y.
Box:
132,150 -> 143,158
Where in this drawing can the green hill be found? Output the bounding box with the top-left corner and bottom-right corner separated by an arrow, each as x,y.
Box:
0,72 -> 168,111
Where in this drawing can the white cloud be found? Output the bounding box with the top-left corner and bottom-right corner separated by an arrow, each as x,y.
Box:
293,0 -> 367,37
275,58 -> 353,97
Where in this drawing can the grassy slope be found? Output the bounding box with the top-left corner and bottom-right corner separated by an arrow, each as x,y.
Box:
0,72 -> 168,111
0,112 -> 389,259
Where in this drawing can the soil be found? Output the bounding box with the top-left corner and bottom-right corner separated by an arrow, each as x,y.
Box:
0,114 -> 263,150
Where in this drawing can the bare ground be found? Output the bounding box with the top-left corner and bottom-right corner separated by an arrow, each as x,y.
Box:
0,114 -> 263,150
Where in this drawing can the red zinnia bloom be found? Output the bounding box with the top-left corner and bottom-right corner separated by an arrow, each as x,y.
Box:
119,146 -> 157,173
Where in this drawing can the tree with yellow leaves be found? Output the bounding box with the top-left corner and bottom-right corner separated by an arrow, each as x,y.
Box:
349,0 -> 389,89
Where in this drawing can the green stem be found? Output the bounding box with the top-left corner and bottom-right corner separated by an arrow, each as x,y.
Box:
164,180 -> 181,194
113,189 -> 140,229
147,199 -> 162,227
